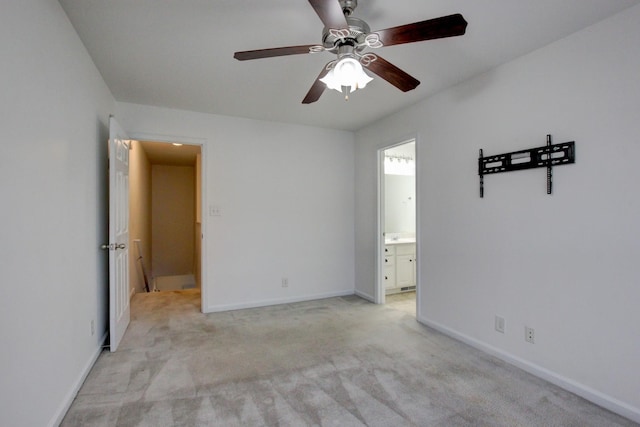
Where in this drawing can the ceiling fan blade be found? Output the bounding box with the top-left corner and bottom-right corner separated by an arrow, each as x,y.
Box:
302,65 -> 331,104
364,55 -> 420,92
234,45 -> 316,61
375,13 -> 468,47
308,0 -> 349,29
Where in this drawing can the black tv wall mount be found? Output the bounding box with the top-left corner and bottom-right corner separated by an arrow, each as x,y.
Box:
478,135 -> 575,198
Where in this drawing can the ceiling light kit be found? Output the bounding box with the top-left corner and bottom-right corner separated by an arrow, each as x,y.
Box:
234,0 -> 467,103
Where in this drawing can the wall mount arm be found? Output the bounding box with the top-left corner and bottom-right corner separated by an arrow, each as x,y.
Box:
478,135 -> 575,198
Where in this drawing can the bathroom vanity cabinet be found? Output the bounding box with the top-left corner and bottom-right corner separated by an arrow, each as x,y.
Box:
384,242 -> 416,293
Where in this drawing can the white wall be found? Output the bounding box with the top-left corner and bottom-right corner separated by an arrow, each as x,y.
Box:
355,5 -> 640,422
116,103 -> 356,312
0,1 -> 115,426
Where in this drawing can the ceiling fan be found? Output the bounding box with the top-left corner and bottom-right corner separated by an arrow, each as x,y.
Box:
234,0 -> 467,103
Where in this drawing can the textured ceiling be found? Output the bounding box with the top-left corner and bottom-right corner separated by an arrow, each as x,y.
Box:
59,0 -> 639,131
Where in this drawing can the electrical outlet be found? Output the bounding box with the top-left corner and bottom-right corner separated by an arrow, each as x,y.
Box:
495,315 -> 505,334
281,277 -> 288,288
525,326 -> 535,343
91,320 -> 95,336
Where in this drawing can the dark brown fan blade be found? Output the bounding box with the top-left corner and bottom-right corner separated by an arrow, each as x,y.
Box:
308,0 -> 348,29
234,45 -> 315,61
302,65 -> 331,104
364,55 -> 420,92
375,13 -> 467,47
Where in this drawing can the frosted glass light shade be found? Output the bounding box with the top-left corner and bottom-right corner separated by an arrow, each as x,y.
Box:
320,57 -> 373,93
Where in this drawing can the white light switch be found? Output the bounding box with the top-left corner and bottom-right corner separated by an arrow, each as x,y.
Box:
209,206 -> 221,217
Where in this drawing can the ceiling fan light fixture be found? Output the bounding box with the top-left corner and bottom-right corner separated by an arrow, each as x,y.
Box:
320,56 -> 373,98
234,1 -> 467,104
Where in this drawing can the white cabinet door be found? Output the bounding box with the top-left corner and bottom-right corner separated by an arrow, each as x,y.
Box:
396,254 -> 415,288
384,263 -> 396,289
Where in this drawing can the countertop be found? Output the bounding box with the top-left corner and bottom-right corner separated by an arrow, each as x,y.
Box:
384,238 -> 416,245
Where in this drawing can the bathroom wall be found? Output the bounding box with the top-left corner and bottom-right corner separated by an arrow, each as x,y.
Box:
384,174 -> 416,234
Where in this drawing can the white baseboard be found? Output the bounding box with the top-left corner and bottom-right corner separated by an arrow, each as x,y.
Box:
205,289 -> 354,313
418,315 -> 640,424
354,289 -> 375,302
48,331 -> 108,427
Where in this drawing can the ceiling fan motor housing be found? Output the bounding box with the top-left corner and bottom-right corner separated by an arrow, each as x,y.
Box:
322,16 -> 371,53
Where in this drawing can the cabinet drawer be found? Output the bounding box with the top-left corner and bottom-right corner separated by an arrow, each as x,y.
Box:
384,256 -> 394,266
384,245 -> 395,256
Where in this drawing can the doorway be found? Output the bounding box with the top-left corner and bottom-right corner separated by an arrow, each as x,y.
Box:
378,139 -> 417,315
128,140 -> 203,299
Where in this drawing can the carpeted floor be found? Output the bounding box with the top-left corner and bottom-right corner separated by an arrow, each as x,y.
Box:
385,291 -> 416,316
62,290 -> 636,426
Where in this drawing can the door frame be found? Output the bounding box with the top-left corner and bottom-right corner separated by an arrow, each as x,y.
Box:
127,131 -> 208,313
376,136 -> 420,317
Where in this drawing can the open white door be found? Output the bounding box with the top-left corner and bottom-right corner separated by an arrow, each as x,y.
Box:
107,116 -> 131,352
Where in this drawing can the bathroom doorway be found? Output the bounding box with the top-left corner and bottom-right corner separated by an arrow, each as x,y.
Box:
128,140 -> 203,296
378,139 -> 417,315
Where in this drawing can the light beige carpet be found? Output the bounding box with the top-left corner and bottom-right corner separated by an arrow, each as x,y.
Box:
62,290 -> 636,426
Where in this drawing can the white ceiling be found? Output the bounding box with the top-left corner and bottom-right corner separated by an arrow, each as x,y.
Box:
59,0 -> 639,131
